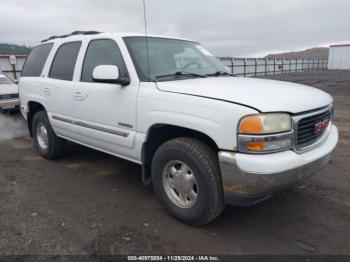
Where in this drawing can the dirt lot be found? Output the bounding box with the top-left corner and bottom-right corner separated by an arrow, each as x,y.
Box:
0,70 -> 349,256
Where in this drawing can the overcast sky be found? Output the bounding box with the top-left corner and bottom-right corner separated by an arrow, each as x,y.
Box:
0,0 -> 349,57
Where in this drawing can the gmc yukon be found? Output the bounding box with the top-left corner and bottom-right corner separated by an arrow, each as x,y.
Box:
19,31 -> 338,225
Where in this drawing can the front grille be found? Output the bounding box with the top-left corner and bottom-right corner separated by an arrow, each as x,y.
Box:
0,93 -> 19,100
296,109 -> 332,147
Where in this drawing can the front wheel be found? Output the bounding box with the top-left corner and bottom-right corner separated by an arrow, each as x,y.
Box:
32,111 -> 65,159
151,137 -> 225,226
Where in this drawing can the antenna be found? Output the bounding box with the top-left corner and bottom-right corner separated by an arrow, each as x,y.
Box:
142,0 -> 152,81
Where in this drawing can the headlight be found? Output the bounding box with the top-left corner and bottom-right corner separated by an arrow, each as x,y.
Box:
238,113 -> 293,153
239,113 -> 291,134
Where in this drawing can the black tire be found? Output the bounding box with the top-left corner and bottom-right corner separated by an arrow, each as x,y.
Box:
32,111 -> 65,159
151,137 -> 225,226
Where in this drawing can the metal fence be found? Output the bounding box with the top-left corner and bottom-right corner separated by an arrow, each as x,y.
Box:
0,55 -> 328,80
218,57 -> 328,77
0,55 -> 27,80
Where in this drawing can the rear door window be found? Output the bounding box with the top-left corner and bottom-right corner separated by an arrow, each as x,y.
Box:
21,43 -> 53,77
49,42 -> 82,81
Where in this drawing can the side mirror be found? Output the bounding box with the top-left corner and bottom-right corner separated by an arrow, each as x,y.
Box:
92,65 -> 130,86
14,79 -> 19,84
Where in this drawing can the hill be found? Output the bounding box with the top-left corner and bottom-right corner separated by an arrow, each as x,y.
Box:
0,43 -> 31,55
265,47 -> 329,59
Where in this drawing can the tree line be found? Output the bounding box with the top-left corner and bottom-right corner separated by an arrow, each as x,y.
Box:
0,43 -> 31,55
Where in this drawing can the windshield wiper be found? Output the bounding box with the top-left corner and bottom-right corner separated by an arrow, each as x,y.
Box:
155,71 -> 206,80
206,71 -> 234,77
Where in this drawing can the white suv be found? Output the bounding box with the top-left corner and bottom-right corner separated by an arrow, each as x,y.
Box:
19,31 -> 338,225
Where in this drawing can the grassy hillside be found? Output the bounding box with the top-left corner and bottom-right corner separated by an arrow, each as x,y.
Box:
0,43 -> 31,55
265,47 -> 329,59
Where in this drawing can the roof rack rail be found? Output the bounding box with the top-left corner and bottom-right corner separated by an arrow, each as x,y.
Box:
41,31 -> 101,43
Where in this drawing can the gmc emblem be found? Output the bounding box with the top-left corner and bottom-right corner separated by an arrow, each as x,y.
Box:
315,119 -> 329,135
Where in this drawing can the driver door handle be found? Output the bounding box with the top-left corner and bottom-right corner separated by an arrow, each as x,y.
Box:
43,87 -> 51,95
73,91 -> 89,101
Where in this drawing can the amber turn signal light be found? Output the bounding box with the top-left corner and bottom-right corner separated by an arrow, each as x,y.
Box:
246,142 -> 265,151
239,115 -> 263,134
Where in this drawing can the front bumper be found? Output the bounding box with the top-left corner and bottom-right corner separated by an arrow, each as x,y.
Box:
219,125 -> 339,206
0,98 -> 20,110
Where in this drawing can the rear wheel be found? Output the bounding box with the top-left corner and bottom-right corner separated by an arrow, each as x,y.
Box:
152,137 -> 225,226
32,111 -> 65,159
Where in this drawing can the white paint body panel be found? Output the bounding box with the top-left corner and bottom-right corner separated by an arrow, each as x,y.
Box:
0,83 -> 18,95
156,77 -> 332,113
137,82 -> 257,153
92,65 -> 119,81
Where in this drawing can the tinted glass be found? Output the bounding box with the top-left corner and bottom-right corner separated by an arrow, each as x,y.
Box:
21,43 -> 53,77
0,74 -> 13,84
81,39 -> 127,82
124,37 -> 229,81
49,42 -> 81,81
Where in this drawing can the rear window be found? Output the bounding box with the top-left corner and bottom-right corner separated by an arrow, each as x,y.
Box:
21,43 -> 53,77
49,41 -> 82,81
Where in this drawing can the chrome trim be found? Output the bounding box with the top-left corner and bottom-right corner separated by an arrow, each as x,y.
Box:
238,131 -> 293,154
52,115 -> 73,124
292,104 -> 331,116
218,150 -> 332,201
52,115 -> 129,138
0,95 -> 11,100
74,120 -> 129,137
0,94 -> 19,100
292,104 -> 333,153
0,99 -> 20,109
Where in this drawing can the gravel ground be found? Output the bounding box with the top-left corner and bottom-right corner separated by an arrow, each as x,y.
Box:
0,70 -> 349,257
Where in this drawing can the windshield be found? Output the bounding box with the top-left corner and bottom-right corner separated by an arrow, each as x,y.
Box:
124,37 -> 230,81
0,74 -> 13,85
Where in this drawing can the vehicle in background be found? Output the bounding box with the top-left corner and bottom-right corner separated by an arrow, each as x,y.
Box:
19,32 -> 338,225
0,72 -> 20,113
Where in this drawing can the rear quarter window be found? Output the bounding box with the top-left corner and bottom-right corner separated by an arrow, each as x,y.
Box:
21,43 -> 53,77
49,41 -> 82,81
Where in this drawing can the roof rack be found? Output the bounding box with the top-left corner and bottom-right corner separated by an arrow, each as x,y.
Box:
41,31 -> 101,43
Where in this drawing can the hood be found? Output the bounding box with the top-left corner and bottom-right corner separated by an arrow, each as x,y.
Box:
0,84 -> 18,95
156,77 -> 332,113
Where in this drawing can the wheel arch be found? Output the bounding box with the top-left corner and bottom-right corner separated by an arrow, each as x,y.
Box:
27,101 -> 46,137
141,124 -> 219,185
